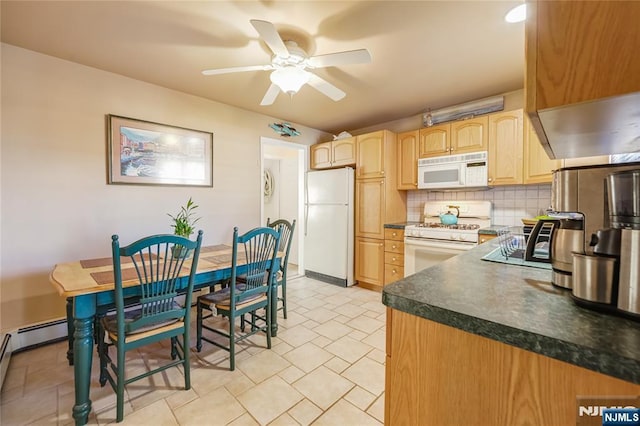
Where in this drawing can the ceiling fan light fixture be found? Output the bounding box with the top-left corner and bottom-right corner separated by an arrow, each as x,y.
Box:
505,3 -> 526,23
270,67 -> 310,95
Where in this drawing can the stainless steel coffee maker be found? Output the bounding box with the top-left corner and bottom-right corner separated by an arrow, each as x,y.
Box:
609,170 -> 640,317
551,162 -> 640,290
571,169 -> 640,320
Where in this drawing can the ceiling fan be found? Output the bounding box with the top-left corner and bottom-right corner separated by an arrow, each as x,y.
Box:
201,20 -> 372,106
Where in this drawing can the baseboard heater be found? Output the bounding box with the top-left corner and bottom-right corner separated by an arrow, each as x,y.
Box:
1,333 -> 13,391
0,318 -> 68,390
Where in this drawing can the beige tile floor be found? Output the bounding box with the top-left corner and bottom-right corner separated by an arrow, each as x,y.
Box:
1,276 -> 386,425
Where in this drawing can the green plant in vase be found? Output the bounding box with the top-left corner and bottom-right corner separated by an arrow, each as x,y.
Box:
167,197 -> 201,258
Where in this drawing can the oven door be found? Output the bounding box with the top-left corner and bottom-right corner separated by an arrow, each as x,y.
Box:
404,237 -> 475,277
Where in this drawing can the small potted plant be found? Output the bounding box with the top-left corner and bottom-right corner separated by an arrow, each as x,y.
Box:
167,197 -> 201,257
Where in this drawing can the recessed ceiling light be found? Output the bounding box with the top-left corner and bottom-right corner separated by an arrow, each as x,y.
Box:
505,3 -> 527,23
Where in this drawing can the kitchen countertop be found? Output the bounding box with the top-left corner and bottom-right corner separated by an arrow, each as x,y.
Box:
382,240 -> 640,385
384,222 -> 419,229
478,225 -> 506,235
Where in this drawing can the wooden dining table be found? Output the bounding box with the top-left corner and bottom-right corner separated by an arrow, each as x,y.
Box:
49,244 -> 281,426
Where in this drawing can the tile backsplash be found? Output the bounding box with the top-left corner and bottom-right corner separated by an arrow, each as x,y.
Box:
406,184 -> 552,226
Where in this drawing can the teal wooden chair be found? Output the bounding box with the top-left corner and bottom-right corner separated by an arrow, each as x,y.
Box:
97,231 -> 203,423
266,218 -> 296,319
195,226 -> 280,370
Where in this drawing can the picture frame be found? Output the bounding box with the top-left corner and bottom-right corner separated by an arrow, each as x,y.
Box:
107,114 -> 213,187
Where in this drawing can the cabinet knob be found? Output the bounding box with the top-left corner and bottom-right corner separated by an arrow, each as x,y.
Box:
381,170 -> 385,175
488,177 -> 493,182
380,181 -> 384,185
392,232 -> 397,237
392,245 -> 397,249
392,269 -> 397,274
392,257 -> 397,261
379,243 -> 383,247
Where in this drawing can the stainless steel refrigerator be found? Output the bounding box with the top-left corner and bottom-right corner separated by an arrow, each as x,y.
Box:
304,167 -> 355,286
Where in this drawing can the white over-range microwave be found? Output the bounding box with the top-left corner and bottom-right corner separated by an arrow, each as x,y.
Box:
417,151 -> 488,189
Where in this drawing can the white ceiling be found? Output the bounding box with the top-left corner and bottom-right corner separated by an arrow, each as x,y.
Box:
0,1 -> 525,135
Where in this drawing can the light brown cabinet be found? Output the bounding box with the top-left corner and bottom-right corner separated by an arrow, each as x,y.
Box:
355,130 -> 406,292
523,114 -> 561,184
418,117 -> 488,159
355,237 -> 385,289
488,110 -> 523,186
385,309 -> 640,425
526,1 -> 640,112
418,124 -> 450,158
355,178 -> 386,240
478,234 -> 497,244
309,138 -> 356,169
356,131 -> 390,179
525,0 -> 640,158
384,228 -> 404,285
397,130 -> 418,189
450,116 -> 488,155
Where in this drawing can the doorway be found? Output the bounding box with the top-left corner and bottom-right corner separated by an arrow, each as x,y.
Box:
260,137 -> 307,278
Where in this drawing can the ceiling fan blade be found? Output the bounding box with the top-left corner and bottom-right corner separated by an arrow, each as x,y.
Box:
307,49 -> 372,68
250,19 -> 289,58
307,73 -> 346,101
260,84 -> 281,106
202,64 -> 272,76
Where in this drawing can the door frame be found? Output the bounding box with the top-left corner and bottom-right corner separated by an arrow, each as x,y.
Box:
260,137 -> 308,276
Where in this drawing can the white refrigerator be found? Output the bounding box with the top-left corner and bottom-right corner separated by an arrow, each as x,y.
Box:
304,167 -> 355,286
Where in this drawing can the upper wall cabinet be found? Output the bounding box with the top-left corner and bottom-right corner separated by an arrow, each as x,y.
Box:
488,110 -> 523,186
418,117 -> 487,159
450,116 -> 488,155
397,130 -> 419,189
419,124 -> 450,158
523,114 -> 561,184
356,130 -> 396,179
525,0 -> 640,159
310,138 -> 356,169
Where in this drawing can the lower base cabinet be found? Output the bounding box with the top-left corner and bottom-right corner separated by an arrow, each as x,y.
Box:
355,237 -> 384,292
384,228 -> 404,285
385,309 -> 640,425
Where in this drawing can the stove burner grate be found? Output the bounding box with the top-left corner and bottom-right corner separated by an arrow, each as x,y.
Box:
416,222 -> 481,230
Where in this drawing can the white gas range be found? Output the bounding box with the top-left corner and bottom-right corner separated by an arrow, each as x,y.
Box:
404,200 -> 492,276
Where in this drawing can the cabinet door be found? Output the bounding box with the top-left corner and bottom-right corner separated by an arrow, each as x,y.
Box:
488,110 -> 523,186
419,124 -> 450,158
523,115 -> 561,184
384,263 -> 404,286
355,237 -> 385,287
527,1 -> 640,111
356,131 -> 385,179
332,137 -> 356,167
310,142 -> 332,169
450,116 -> 488,154
355,178 -> 385,239
397,130 -> 418,189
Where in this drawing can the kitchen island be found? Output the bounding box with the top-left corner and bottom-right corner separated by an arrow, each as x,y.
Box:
382,240 -> 640,425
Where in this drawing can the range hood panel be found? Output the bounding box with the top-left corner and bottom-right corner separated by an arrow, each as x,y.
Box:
537,91 -> 640,159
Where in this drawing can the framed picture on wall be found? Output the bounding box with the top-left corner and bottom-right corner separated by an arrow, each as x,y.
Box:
107,114 -> 213,187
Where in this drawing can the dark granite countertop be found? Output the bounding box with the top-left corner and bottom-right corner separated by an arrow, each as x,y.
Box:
384,222 -> 420,229
478,225 -> 507,235
382,240 -> 640,385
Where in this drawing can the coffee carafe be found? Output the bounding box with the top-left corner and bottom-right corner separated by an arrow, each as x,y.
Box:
549,217 -> 585,289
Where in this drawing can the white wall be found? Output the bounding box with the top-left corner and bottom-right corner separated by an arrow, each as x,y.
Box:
0,44 -> 330,331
